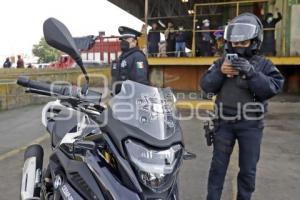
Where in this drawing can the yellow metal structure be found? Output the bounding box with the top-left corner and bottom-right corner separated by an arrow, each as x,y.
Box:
176,100 -> 214,110
148,56 -> 300,66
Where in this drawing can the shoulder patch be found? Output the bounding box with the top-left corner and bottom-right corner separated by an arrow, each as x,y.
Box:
136,61 -> 144,69
121,60 -> 127,68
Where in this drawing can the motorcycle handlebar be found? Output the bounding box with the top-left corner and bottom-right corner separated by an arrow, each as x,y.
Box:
17,76 -> 72,96
17,76 -> 102,104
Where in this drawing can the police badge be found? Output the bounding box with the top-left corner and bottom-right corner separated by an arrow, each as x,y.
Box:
121,60 -> 127,68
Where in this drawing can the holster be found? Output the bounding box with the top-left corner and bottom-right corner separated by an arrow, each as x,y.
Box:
203,120 -> 217,146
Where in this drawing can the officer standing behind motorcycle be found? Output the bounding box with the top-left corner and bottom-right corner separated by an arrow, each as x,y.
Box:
111,26 -> 150,94
200,13 -> 284,200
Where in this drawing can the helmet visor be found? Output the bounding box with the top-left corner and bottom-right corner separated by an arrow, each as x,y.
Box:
224,23 -> 257,42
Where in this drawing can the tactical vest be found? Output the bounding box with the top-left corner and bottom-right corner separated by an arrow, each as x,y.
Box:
216,56 -> 264,117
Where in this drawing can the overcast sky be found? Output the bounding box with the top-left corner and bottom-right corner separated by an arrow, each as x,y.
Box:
0,0 -> 143,58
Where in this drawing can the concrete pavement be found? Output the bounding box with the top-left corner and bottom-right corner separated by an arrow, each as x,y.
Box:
0,102 -> 299,199
0,105 -> 45,155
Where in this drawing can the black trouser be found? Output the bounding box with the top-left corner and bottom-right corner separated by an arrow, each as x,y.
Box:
207,119 -> 264,200
166,39 -> 175,57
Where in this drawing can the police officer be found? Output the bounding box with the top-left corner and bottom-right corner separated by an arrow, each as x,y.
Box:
111,26 -> 150,94
200,13 -> 284,200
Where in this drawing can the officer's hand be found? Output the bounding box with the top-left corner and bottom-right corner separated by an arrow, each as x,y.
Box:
231,57 -> 256,79
221,60 -> 239,77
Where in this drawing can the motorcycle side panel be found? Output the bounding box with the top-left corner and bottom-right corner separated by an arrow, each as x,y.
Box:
84,151 -> 141,200
50,149 -> 106,200
101,134 -> 143,193
59,182 -> 84,200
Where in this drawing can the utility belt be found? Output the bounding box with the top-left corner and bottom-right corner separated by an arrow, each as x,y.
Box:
203,112 -> 263,149
217,111 -> 264,123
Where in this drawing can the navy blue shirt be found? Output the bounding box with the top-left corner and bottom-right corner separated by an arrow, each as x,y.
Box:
148,29 -> 160,46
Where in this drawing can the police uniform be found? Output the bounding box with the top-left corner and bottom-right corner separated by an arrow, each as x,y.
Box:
111,26 -> 149,94
200,13 -> 284,200
202,55 -> 284,200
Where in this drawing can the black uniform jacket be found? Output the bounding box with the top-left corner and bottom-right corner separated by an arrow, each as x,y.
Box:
200,55 -> 284,114
111,47 -> 149,94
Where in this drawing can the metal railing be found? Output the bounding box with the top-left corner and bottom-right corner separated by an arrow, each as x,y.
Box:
143,0 -> 288,58
191,0 -> 269,56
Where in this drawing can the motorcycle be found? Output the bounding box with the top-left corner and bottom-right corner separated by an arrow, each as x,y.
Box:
19,17 -> 195,200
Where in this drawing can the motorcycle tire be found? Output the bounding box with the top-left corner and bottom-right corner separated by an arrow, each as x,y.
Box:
20,144 -> 44,200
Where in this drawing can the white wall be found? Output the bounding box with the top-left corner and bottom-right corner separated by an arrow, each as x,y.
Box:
290,4 -> 300,56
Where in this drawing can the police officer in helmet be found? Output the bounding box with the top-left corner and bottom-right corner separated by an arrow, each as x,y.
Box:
111,26 -> 150,94
200,13 -> 284,200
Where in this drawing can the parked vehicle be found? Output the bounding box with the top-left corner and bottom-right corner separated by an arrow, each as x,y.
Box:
18,17 -> 195,200
37,63 -> 50,69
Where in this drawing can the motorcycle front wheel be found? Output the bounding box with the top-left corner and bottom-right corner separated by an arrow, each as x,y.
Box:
20,144 -> 44,200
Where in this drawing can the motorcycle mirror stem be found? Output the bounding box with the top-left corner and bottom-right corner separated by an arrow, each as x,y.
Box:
43,17 -> 89,95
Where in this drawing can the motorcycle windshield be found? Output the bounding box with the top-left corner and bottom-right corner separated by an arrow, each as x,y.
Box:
109,81 -> 178,140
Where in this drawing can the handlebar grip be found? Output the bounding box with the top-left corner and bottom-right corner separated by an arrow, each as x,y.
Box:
16,76 -> 30,87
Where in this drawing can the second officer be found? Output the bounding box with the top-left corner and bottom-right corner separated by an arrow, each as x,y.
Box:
111,26 -> 150,94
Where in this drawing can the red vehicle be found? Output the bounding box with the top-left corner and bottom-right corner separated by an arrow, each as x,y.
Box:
51,33 -> 121,69
49,55 -> 75,69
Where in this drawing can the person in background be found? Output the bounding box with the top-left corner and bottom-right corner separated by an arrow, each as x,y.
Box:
199,19 -> 214,56
195,21 -> 202,56
164,22 -> 176,57
138,24 -> 147,54
17,55 -> 24,68
27,63 -> 33,68
175,25 -> 186,57
3,57 -> 12,68
260,8 -> 282,56
147,22 -> 160,57
158,40 -> 167,58
213,27 -> 225,56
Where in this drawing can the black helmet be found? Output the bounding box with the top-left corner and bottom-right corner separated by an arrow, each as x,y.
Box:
224,13 -> 263,51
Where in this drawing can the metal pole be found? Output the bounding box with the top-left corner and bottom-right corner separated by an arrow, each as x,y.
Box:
144,0 -> 149,56
194,0 -> 268,7
192,4 -> 197,57
282,0 -> 288,56
236,2 -> 240,16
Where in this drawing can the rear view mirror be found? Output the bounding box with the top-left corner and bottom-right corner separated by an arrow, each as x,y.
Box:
43,18 -> 89,93
43,18 -> 82,67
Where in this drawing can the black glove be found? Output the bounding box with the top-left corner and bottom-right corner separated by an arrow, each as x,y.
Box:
231,57 -> 256,79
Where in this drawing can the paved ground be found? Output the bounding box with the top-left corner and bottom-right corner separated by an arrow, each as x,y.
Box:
0,101 -> 300,200
0,105 -> 45,155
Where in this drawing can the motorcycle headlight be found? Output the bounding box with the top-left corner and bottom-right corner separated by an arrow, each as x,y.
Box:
125,139 -> 183,193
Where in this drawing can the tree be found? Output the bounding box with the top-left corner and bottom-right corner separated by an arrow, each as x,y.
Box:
32,37 -> 61,63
